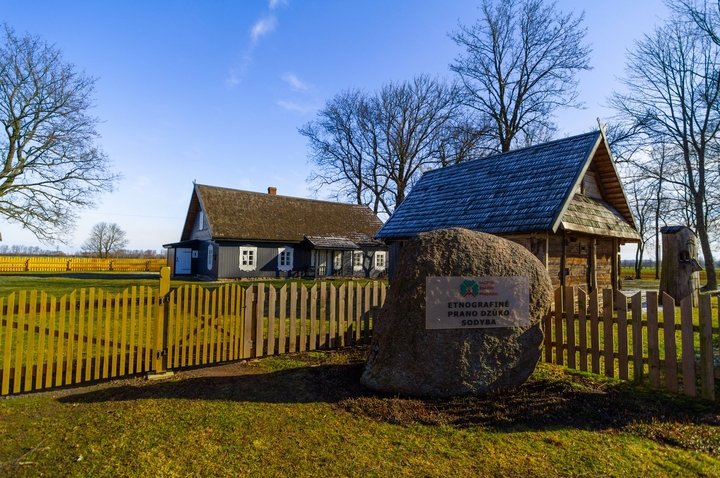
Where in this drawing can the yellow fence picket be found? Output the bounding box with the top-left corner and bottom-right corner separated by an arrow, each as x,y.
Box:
120,290 -> 130,376
45,296 -> 57,389
85,289 -> 96,382
631,292 -> 643,381
577,288 -> 587,372
278,285 -> 287,354
202,288 -> 211,364
102,292 -> 111,379
564,287 -> 576,369
589,288 -> 600,374
646,291 -> 660,388
319,282 -> 327,348
662,292 -> 678,393
111,293 -> 121,377
209,289 -> 217,364
65,291 -> 76,387
355,283 -> 362,343
75,290 -> 85,384
363,283 -> 371,342
346,284 -> 353,346
268,286 -> 277,355
615,290 -> 629,381
14,291 -> 26,393
679,296 -> 695,397
338,284 -> 346,348
36,292 -> 48,390
543,307 -> 552,363
243,286 -> 253,358
55,295 -> 66,387
698,294 -> 714,400
1,296 -> 11,394
25,290 -> 37,392
554,287 -> 563,365
602,289 -> 614,378
289,283 -> 297,353
329,284 -> 336,348
145,288 -> 154,372
309,285 -> 317,351
299,285 -> 307,353
255,284 -> 265,357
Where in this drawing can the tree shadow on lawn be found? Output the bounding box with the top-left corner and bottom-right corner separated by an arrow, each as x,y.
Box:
57,360 -> 720,438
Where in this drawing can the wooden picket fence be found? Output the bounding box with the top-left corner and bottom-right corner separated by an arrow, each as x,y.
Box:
0,256 -> 167,272
0,271 -> 386,396
543,287 -> 719,400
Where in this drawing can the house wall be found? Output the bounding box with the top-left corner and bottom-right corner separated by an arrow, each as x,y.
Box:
217,242 -> 300,279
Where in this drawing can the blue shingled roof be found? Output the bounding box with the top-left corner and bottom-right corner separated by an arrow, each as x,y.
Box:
376,131 -> 601,239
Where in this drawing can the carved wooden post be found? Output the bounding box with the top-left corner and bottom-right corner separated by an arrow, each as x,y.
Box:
659,226 -> 702,306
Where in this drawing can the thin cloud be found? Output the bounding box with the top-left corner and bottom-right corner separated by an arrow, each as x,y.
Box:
269,0 -> 287,9
276,99 -> 317,114
281,72 -> 310,92
250,15 -> 277,43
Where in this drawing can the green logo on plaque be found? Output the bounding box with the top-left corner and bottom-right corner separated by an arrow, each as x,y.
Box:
459,280 -> 479,297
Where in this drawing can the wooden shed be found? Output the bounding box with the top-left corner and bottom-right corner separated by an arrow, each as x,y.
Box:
376,130 -> 640,290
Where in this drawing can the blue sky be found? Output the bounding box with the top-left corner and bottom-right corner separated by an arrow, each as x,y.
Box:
1,0 -> 670,256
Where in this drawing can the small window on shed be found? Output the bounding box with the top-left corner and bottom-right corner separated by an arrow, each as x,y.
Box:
198,211 -> 206,230
239,246 -> 257,271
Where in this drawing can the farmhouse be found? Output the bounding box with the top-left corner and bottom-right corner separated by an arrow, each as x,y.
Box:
376,129 -> 640,290
164,184 -> 387,279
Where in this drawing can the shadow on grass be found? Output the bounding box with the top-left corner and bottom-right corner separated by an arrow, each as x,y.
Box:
57,360 -> 720,435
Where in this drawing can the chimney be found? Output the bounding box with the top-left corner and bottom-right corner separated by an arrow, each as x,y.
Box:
267,186 -> 277,195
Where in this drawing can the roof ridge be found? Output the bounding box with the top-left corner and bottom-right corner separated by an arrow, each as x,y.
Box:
424,130 -> 600,176
195,183 -> 374,210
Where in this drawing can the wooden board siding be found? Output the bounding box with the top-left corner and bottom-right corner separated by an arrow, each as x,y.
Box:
505,232 -> 617,290
217,243 -> 291,279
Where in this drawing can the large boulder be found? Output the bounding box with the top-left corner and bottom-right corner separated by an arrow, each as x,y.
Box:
362,227 -> 552,397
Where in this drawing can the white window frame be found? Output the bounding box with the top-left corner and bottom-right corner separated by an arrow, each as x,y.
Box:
207,244 -> 214,271
353,251 -> 364,271
239,246 -> 258,271
374,251 -> 386,270
198,210 -> 206,230
333,251 -> 343,271
277,246 -> 294,272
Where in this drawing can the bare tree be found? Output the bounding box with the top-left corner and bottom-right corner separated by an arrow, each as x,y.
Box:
81,222 -> 128,258
450,0 -> 591,152
0,25 -> 117,243
301,76 -> 485,215
611,16 -> 720,290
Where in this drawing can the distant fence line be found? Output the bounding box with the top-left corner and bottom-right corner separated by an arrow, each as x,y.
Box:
0,270 -> 387,396
0,256 -> 167,273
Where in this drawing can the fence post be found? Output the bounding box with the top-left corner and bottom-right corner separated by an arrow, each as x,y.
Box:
152,267 -> 171,373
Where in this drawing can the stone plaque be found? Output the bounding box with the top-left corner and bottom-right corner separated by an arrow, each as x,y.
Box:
426,276 -> 529,329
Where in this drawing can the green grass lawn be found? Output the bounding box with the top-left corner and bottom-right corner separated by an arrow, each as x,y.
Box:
0,349 -> 718,477
0,272 -> 383,298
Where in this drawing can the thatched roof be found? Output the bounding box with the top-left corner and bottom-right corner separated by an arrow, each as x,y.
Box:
376,130 -> 639,241
180,185 -> 383,243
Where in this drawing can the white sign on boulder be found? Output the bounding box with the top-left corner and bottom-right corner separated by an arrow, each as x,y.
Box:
426,276 -> 529,329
